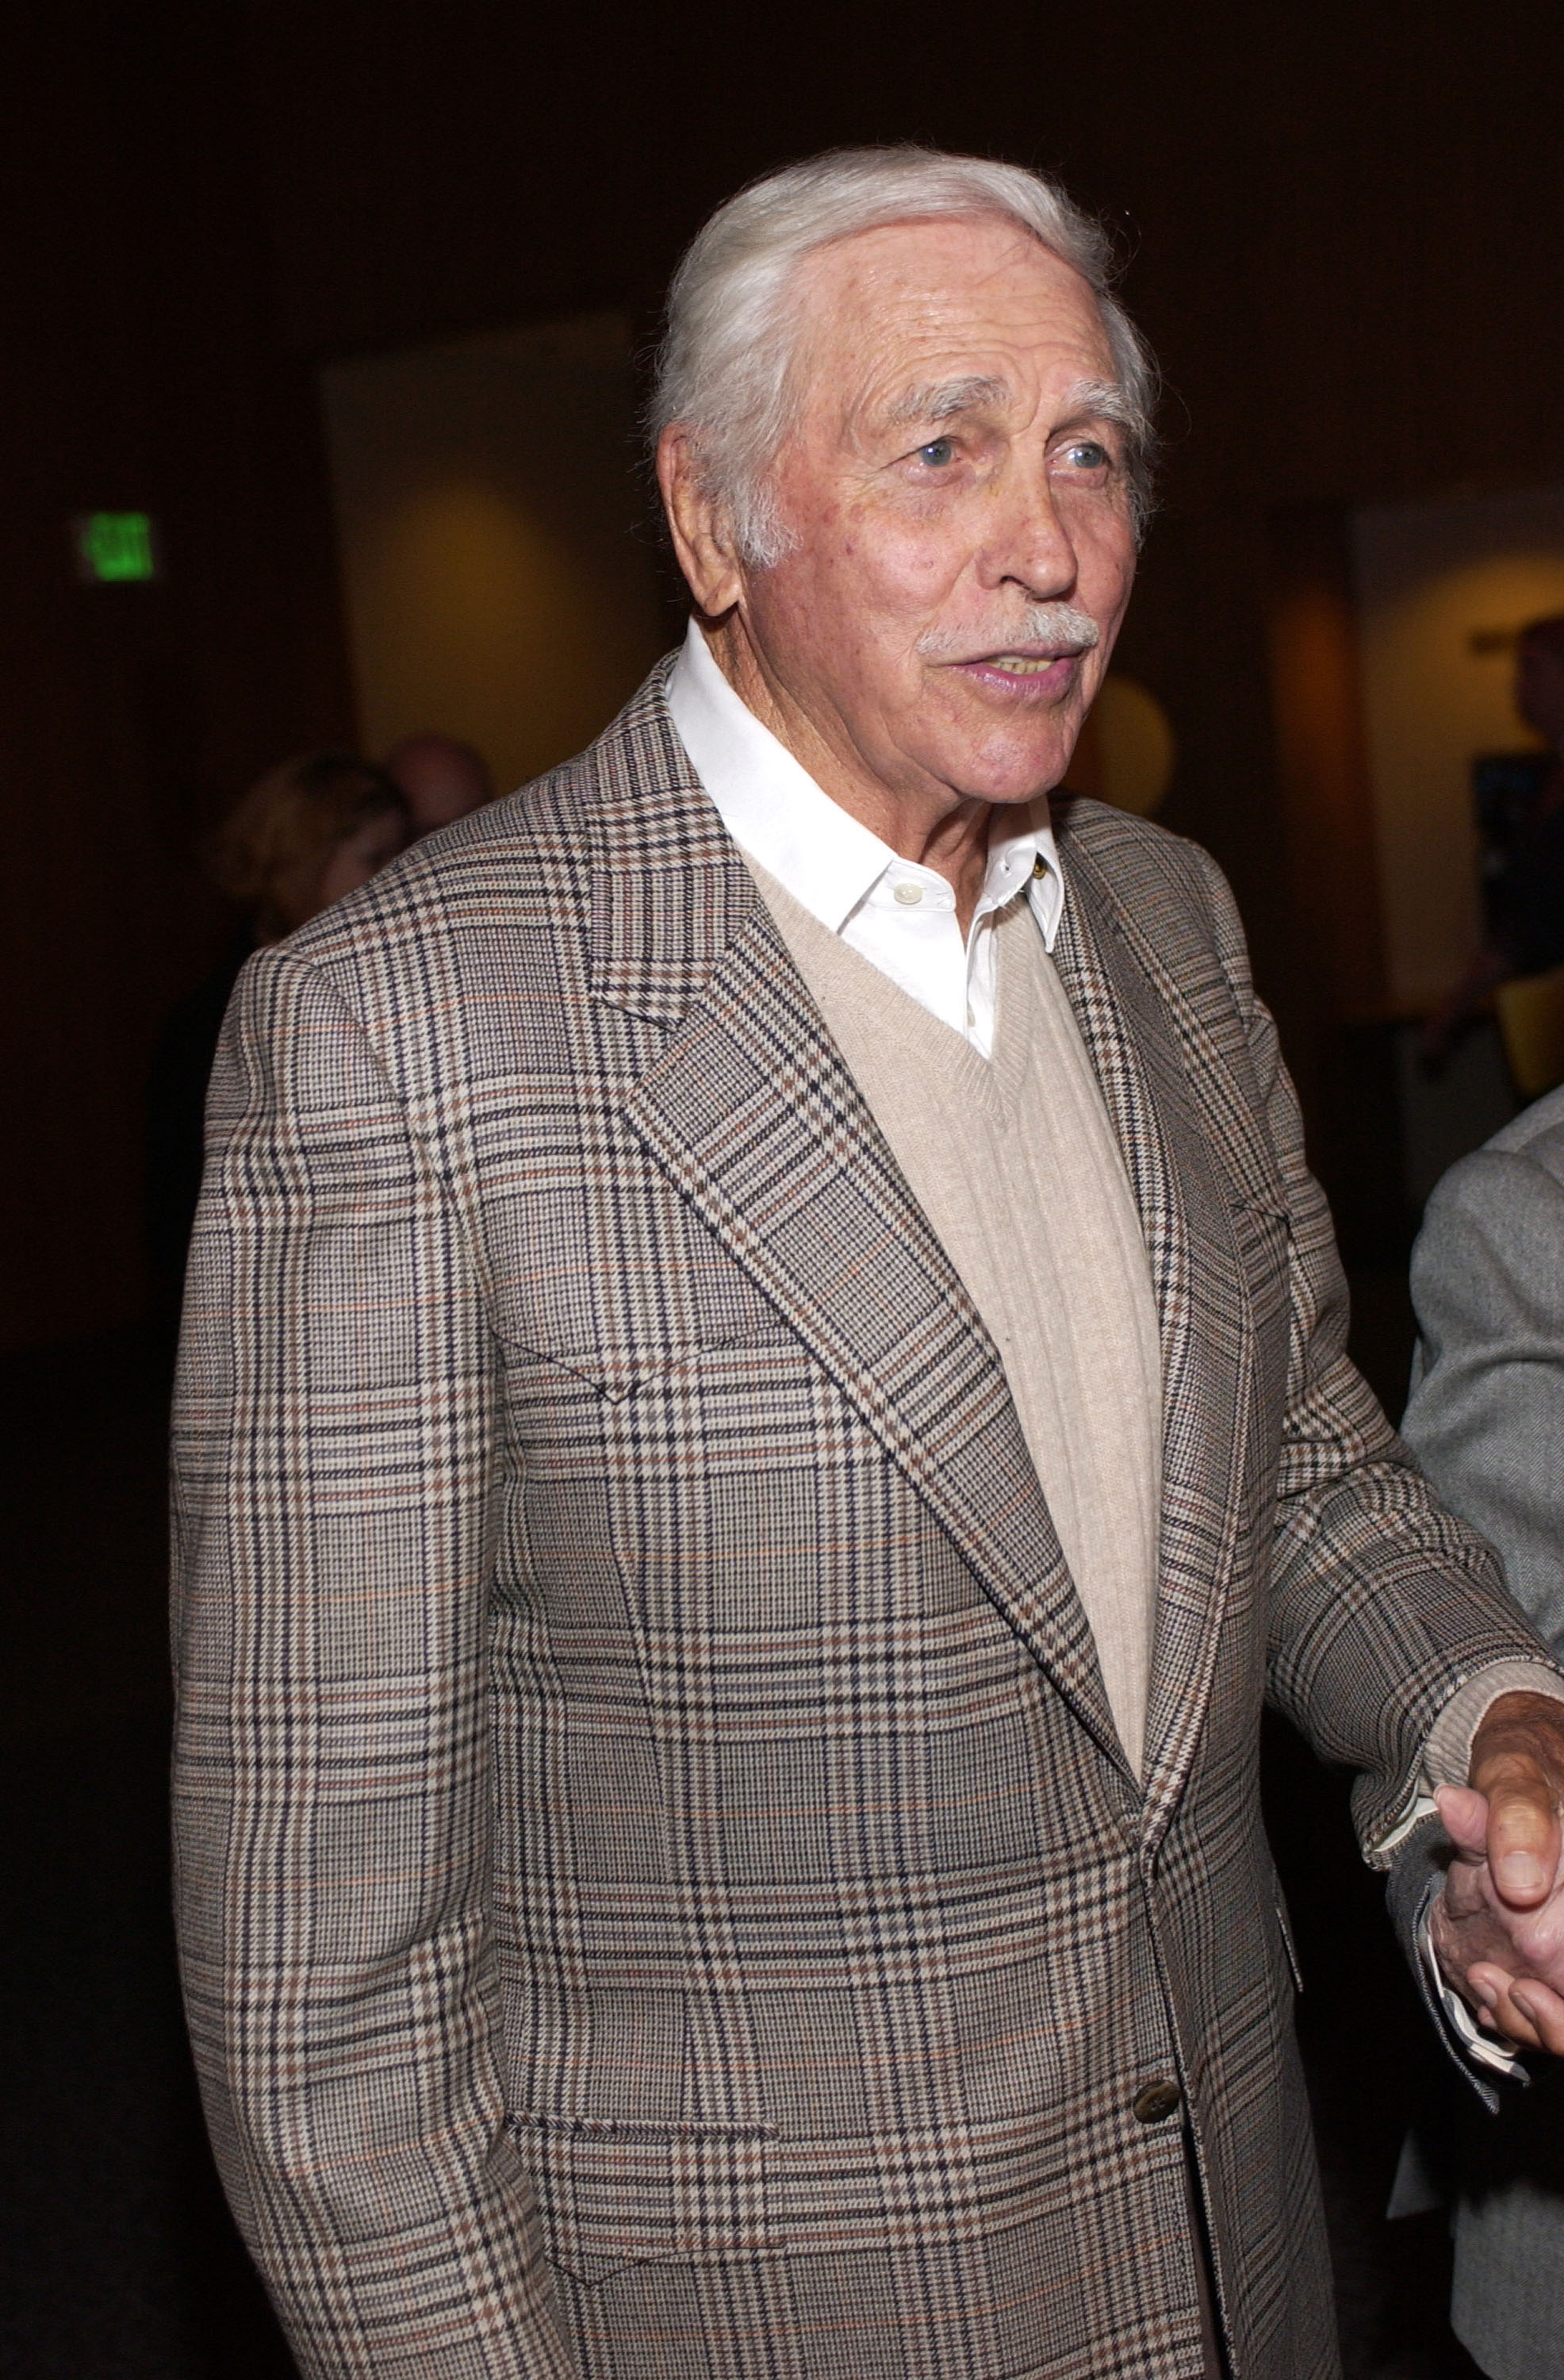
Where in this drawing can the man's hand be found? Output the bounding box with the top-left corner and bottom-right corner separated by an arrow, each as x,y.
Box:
1432,1691 -> 1564,2054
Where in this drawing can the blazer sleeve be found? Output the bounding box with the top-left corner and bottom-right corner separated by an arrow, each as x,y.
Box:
1401,1143 -> 1564,1659
171,945 -> 579,2379
1186,847 -> 1558,1860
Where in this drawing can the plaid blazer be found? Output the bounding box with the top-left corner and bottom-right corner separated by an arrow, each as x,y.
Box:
173,663 -> 1536,2380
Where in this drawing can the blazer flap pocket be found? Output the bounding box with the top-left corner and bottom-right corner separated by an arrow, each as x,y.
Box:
498,1330 -> 800,1411
511,2113 -> 778,2281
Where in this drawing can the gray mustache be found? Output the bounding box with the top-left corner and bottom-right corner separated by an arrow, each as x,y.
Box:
916,604 -> 1101,662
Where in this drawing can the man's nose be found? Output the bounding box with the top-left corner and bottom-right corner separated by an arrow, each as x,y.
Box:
979,474 -> 1079,600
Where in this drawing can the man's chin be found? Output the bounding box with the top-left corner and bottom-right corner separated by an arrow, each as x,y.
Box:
945,733 -> 1081,808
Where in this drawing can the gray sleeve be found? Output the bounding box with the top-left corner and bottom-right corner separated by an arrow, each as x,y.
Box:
1402,1145 -> 1564,1660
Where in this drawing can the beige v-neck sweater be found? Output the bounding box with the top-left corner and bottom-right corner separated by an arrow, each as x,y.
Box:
749,862 -> 1164,1774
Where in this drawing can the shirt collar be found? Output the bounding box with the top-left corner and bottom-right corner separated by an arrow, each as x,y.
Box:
666,618 -> 1065,947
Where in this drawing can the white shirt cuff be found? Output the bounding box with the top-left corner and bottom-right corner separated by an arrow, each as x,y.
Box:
1419,1910 -> 1524,2079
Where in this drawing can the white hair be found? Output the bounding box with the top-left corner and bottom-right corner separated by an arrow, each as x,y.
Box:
652,145 -> 1160,567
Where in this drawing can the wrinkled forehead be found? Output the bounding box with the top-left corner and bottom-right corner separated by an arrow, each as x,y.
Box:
782,214 -> 1114,435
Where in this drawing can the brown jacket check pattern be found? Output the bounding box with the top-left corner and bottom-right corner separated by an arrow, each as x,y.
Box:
173,663 -> 1543,2379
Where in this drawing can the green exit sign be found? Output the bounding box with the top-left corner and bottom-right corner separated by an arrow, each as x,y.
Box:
75,512 -> 157,582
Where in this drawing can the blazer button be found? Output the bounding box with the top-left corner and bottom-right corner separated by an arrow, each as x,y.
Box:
1132,2079 -> 1183,2125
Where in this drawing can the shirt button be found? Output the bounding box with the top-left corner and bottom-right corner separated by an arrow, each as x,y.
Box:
892,881 -> 923,905
1132,2079 -> 1183,2125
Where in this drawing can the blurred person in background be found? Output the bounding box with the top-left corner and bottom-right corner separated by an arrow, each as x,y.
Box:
1402,1083 -> 1564,2380
383,730 -> 494,836
146,752 -> 408,1332
1422,614 -> 1564,1066
212,748 -> 410,941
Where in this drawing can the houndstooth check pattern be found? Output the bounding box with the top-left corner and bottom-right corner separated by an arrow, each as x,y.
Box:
173,662 -> 1543,2380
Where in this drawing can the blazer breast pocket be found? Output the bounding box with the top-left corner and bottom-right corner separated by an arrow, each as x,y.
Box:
489,1192 -> 800,1426
493,1314 -> 818,1497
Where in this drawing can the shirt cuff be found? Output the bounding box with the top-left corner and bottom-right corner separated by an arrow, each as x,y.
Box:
1377,1658 -> 1564,1858
1418,1908 -> 1524,2079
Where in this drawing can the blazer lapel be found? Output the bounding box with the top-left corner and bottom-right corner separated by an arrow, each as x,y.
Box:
589,686 -> 1127,1775
1052,835 -> 1267,1831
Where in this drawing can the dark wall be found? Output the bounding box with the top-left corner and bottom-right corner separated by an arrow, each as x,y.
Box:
0,5 -> 355,1350
6,0 -> 1564,1349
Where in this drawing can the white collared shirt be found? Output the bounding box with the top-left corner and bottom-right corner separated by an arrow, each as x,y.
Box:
666,619 -> 1064,1058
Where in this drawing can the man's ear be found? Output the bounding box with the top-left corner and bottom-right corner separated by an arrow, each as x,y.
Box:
657,425 -> 745,619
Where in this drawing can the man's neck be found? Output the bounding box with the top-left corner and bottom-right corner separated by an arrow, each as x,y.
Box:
703,613 -> 995,935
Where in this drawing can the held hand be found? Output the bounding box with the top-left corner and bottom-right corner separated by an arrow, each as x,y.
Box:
1432,1691 -> 1564,2055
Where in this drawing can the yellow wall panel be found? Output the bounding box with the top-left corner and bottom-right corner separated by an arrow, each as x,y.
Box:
322,313 -> 672,796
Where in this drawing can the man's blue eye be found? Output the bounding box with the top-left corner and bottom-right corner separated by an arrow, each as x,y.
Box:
1065,442 -> 1110,470
917,438 -> 955,467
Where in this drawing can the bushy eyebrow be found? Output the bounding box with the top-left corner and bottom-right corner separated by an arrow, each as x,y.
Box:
882,374 -> 1011,430
1058,378 -> 1137,438
881,372 -> 1137,442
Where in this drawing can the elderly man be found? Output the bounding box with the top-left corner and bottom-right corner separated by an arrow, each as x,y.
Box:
172,149 -> 1564,2380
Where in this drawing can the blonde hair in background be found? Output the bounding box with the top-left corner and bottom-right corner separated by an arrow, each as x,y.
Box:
210,751 -> 405,941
